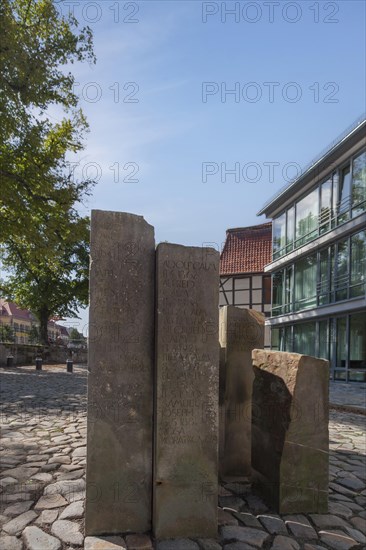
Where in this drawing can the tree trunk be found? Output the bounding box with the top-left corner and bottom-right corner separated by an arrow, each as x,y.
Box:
38,308 -> 50,346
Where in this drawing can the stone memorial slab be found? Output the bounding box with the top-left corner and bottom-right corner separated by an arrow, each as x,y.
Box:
154,243 -> 220,538
219,307 -> 264,480
251,350 -> 329,514
86,210 -> 155,534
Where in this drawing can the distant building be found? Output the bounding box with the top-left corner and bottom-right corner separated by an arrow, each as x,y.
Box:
0,300 -> 69,345
219,222 -> 272,347
258,115 -> 366,382
0,300 -> 36,344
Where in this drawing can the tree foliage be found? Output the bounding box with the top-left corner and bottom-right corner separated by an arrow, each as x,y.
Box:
0,324 -> 15,343
0,0 -> 95,343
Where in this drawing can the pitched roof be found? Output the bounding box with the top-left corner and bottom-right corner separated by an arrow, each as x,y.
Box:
0,300 -> 34,321
220,222 -> 272,275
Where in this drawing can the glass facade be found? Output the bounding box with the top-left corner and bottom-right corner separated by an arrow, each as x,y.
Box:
272,229 -> 366,316
271,312 -> 366,382
272,148 -> 366,260
269,139 -> 365,383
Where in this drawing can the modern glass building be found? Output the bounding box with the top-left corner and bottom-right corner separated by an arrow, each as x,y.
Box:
258,116 -> 366,382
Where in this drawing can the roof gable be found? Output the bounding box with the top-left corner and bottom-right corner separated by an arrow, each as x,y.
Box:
220,222 -> 272,275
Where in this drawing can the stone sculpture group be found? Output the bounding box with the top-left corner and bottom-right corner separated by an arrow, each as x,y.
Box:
86,210 -> 329,539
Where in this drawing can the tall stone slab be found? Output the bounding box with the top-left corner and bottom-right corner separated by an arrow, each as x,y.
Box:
219,307 -> 264,480
86,210 -> 155,535
251,350 -> 329,514
154,244 -> 220,538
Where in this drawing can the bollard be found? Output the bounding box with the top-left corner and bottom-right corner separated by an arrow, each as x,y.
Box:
6,355 -> 14,367
66,359 -> 73,373
35,357 -> 42,370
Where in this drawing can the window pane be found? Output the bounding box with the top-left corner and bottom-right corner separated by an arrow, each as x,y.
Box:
272,271 -> 284,316
284,326 -> 293,352
349,313 -> 366,381
338,165 -> 351,222
319,320 -> 330,361
294,254 -> 317,311
352,150 -> 366,216
318,249 -> 330,305
286,206 -> 295,252
295,188 -> 319,247
320,178 -> 332,233
350,230 -> 366,298
336,317 -> 347,369
293,322 -> 316,356
273,213 -> 286,259
285,265 -> 293,313
271,328 -> 280,350
335,239 -> 349,301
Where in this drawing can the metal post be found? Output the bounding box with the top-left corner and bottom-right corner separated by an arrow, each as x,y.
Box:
66,359 -> 73,373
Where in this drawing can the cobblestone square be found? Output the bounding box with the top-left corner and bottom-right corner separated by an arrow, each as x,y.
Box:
1,365 -> 365,550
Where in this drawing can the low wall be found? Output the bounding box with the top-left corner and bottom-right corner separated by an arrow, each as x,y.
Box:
0,343 -> 87,366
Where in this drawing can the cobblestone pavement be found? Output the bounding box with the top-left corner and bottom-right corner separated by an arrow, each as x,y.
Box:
0,365 -> 365,550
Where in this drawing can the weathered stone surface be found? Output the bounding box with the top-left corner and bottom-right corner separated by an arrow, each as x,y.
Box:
232,512 -> 261,528
49,455 -> 71,464
196,539 -> 222,550
2,510 -> 38,535
258,514 -> 288,534
35,494 -> 68,509
86,210 -> 155,535
125,533 -> 153,549
252,350 -> 329,513
51,519 -> 83,545
309,514 -> 349,530
344,526 -> 366,544
59,500 -> 84,519
221,525 -> 270,546
219,306 -> 264,479
72,446 -> 86,458
23,526 -> 61,550
303,545 -> 328,550
32,472 -> 53,482
0,535 -> 23,550
270,535 -> 300,550
328,502 -> 353,519
44,479 -> 85,497
84,536 -> 127,550
155,541 -> 200,550
3,500 -> 34,516
319,530 -> 358,550
218,508 -> 239,526
219,495 -> 245,510
223,544 -> 257,550
153,243 -> 219,538
350,515 -> 366,533
0,477 -> 18,488
35,509 -> 59,524
285,515 -> 318,540
1,466 -> 38,482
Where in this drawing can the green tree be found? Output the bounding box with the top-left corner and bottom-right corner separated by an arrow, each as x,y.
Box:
0,0 -> 96,343
1,214 -> 90,344
28,324 -> 41,345
0,0 -> 95,242
69,327 -> 83,340
0,324 -> 15,343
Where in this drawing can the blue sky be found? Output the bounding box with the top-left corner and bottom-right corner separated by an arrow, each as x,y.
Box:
54,0 -> 365,332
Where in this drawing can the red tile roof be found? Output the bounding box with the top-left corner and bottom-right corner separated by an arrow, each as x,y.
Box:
220,222 -> 272,275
